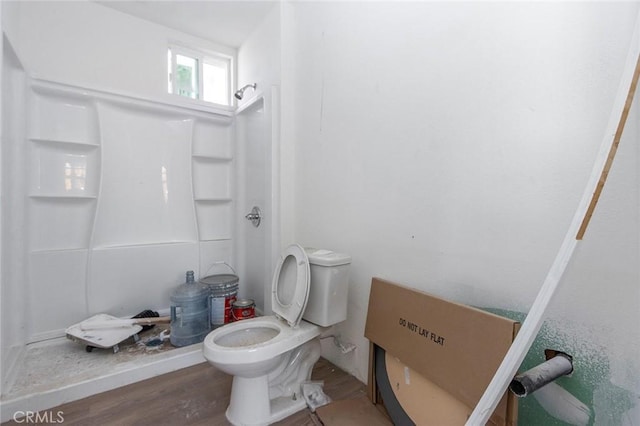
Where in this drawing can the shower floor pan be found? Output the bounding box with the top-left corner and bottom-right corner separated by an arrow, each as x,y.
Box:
0,326 -> 205,422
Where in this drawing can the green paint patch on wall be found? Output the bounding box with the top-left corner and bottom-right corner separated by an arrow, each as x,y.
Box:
483,308 -> 634,426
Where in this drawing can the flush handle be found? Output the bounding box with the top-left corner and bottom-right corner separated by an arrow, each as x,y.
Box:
245,206 -> 262,228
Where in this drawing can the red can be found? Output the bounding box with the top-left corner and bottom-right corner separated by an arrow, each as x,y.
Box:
232,299 -> 255,321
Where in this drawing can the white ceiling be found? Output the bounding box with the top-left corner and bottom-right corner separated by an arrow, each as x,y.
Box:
96,1 -> 278,48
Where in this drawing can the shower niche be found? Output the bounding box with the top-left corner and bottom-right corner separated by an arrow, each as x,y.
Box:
192,119 -> 234,242
28,86 -> 100,252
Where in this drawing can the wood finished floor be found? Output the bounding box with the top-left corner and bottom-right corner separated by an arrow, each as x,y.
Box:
4,358 -> 366,426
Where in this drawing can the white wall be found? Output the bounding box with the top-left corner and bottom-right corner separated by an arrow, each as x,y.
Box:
287,1 -> 639,421
238,4 -> 280,96
4,1 -> 235,102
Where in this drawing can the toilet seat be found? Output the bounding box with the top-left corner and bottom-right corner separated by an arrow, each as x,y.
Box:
271,244 -> 310,328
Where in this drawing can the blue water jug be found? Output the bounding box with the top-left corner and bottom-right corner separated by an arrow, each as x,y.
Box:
170,271 -> 211,347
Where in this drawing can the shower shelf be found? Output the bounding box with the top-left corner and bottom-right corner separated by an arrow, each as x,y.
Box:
194,198 -> 232,202
29,137 -> 99,148
31,247 -> 89,254
32,78 -> 234,119
93,241 -> 199,250
192,155 -> 232,162
29,194 -> 97,199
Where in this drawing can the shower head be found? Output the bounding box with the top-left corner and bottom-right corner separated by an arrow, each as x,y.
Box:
234,83 -> 257,100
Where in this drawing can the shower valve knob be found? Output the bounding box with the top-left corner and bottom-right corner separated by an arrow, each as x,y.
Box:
245,206 -> 262,228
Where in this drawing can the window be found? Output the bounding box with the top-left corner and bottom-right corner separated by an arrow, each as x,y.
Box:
168,45 -> 232,106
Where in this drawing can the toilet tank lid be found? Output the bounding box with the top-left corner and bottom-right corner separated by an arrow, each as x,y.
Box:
304,248 -> 351,266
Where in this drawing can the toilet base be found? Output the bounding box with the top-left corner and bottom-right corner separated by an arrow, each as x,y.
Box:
224,339 -> 321,425
268,396 -> 308,423
227,393 -> 308,426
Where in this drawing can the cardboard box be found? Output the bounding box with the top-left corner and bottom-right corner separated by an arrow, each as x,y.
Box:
315,396 -> 393,426
364,278 -> 519,425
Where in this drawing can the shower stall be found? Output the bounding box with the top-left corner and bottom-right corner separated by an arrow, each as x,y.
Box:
0,34 -> 278,420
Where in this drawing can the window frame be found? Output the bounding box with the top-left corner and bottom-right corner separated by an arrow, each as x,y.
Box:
168,43 -> 234,107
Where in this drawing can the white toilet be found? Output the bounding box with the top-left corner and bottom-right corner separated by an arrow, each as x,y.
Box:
203,244 -> 351,426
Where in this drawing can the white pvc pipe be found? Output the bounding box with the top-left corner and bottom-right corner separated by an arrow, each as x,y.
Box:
466,10 -> 640,425
509,354 -> 573,397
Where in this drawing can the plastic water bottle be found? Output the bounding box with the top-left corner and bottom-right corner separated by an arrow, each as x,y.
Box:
170,270 -> 211,347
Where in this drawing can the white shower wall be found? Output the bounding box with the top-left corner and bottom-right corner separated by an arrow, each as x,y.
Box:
235,98 -> 267,310
1,34 -> 29,394
26,80 -> 235,342
235,4 -> 282,315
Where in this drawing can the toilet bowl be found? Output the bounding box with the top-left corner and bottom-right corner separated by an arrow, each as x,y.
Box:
203,317 -> 323,425
202,244 -> 351,426
203,316 -> 322,378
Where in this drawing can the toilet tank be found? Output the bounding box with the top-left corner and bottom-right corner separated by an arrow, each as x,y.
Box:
303,248 -> 352,327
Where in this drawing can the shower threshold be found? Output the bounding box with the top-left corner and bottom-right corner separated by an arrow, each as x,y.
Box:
0,325 -> 205,422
